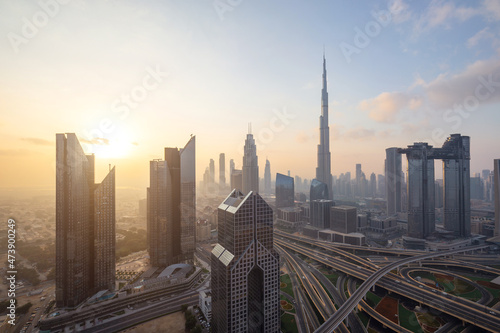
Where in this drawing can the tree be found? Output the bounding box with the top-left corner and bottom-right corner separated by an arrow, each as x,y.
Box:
17,302 -> 32,315
191,324 -> 202,333
185,315 -> 196,330
181,304 -> 189,313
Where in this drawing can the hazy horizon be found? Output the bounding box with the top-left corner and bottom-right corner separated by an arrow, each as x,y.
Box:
2,0 -> 500,192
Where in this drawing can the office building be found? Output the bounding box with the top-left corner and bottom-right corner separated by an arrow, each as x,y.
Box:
316,55 -> 333,200
56,133 -> 115,308
264,159 -> 271,194
311,200 -> 333,229
385,147 -> 402,215
219,153 -> 226,189
242,127 -> 259,194
330,205 -> 357,234
148,136 -> 196,267
275,173 -> 294,208
209,159 -> 215,184
230,159 -> 235,176
400,142 -> 435,239
399,134 -> 471,239
211,190 -> 279,333
442,134 -> 471,237
230,169 -> 243,191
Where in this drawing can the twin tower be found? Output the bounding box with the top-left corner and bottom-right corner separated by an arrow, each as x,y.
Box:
394,134 -> 471,239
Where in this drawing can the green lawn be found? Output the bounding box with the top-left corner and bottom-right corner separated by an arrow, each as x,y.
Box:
365,291 -> 382,308
398,305 -> 423,333
280,312 -> 299,333
358,311 -> 370,327
323,272 -> 339,285
280,274 -> 294,297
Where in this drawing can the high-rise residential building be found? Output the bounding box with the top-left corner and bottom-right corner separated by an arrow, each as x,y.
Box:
377,174 -> 385,198
316,55 -> 333,200
219,153 -> 226,189
355,163 -> 362,197
211,190 -> 280,333
330,206 -> 357,234
442,134 -> 470,237
242,127 -> 259,194
369,172 -> 377,198
399,134 -> 470,239
209,158 -> 215,184
494,160 -> 500,236
311,200 -> 333,229
230,159 -> 235,176
400,142 -> 435,239
264,159 -> 271,194
230,169 -> 243,191
56,133 -> 115,308
386,147 -> 403,216
275,173 -> 294,208
310,179 -> 331,229
148,136 -> 196,267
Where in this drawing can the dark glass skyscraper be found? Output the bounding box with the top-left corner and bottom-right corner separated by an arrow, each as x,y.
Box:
310,179 -> 331,229
148,136 -> 195,267
316,55 -> 333,199
275,173 -> 294,208
400,142 -> 435,239
56,133 -> 115,308
386,147 -> 403,215
442,134 -> 471,237
211,190 -> 279,333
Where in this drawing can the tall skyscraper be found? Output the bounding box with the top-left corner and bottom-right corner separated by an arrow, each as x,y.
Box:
148,136 -> 196,267
494,159 -> 500,237
264,159 -> 271,194
242,126 -> 259,194
442,134 -> 471,237
219,153 -> 226,189
211,190 -> 280,333
386,148 -> 403,216
209,158 -> 215,184
355,163 -> 362,197
230,159 -> 235,176
56,133 -> 115,308
316,55 -> 333,200
369,172 -> 377,198
275,173 -> 294,208
400,143 -> 435,239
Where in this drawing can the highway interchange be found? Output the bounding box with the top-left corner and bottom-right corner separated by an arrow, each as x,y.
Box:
274,230 -> 500,333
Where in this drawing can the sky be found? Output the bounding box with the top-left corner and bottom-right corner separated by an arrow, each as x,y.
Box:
1,0 -> 500,192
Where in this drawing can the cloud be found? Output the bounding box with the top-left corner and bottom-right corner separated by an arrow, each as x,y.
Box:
484,0 -> 500,21
360,54 -> 500,122
0,149 -> 32,156
330,124 -> 379,141
359,92 -> 419,123
20,137 -> 53,146
404,1 -> 494,37
467,27 -> 496,48
424,57 -> 500,109
295,131 -> 311,144
389,0 -> 412,24
80,137 -> 110,145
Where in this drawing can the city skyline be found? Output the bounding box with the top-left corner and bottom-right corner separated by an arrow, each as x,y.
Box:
2,1 -> 500,192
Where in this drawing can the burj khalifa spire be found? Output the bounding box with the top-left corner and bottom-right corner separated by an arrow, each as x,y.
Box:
315,54 -> 333,199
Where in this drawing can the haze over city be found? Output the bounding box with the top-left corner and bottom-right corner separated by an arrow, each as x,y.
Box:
2,0 -> 500,192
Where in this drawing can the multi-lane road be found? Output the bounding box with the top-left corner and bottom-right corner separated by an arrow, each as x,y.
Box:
274,233 -> 500,332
